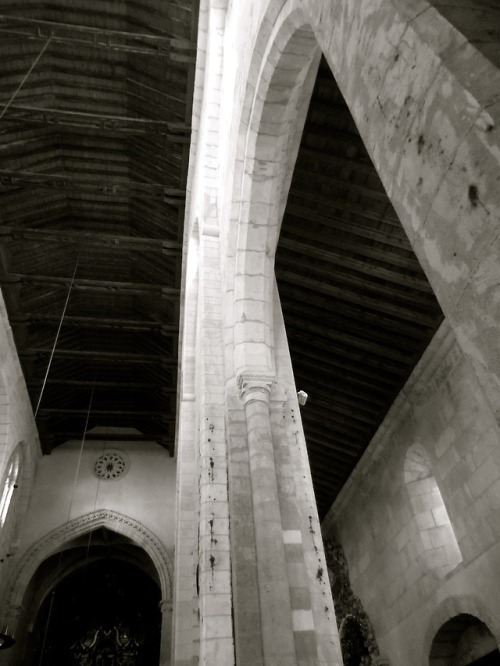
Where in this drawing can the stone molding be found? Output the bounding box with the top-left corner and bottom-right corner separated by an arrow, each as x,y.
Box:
2,509 -> 174,629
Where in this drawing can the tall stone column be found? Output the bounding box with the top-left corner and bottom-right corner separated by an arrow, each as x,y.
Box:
238,375 -> 297,665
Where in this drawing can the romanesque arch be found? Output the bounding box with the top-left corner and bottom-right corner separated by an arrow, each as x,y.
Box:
425,597 -> 500,665
429,614 -> 500,666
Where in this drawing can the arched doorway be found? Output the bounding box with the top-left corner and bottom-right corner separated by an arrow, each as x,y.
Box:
25,528 -> 162,665
429,613 -> 500,666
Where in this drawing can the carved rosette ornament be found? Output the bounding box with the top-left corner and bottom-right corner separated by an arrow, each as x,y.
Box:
323,536 -> 381,666
94,450 -> 128,480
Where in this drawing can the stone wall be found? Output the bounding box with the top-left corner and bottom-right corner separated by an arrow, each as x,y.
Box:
324,321 -> 500,664
19,439 -> 176,554
0,438 -> 176,664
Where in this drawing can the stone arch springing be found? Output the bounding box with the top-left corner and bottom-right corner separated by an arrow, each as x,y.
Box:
404,442 -> 462,577
2,509 -> 174,634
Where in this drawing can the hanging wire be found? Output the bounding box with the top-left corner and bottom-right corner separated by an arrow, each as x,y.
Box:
35,256 -> 80,418
37,384 -> 94,662
64,384 -> 95,527
0,36 -> 52,123
84,367 -> 102,570
37,591 -> 55,666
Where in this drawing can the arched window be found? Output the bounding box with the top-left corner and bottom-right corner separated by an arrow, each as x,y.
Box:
404,443 -> 462,578
0,447 -> 20,528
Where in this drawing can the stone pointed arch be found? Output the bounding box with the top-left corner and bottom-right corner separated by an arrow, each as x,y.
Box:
2,509 -> 174,632
231,7 -> 321,379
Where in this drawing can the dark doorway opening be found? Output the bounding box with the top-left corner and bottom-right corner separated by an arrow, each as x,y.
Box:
32,558 -> 161,665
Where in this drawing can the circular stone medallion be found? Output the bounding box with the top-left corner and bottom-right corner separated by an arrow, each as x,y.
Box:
94,450 -> 128,480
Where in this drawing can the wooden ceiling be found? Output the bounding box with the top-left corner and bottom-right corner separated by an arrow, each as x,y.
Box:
0,2 -> 443,519
0,1 -> 199,454
276,57 -> 444,518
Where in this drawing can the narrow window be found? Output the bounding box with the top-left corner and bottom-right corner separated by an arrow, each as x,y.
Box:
0,449 -> 20,528
404,443 -> 462,577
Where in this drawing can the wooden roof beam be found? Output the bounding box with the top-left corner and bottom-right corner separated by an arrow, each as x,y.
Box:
11,313 -> 178,333
19,348 -> 176,363
276,268 -> 439,327
0,15 -> 196,59
2,273 -> 179,297
0,103 -> 191,139
288,345 -> 404,387
0,170 -> 185,204
292,166 -> 390,202
279,286 -> 433,340
278,237 -> 433,294
289,186 -> 400,226
285,203 -> 412,252
28,378 -> 176,391
0,227 -> 180,253
47,431 -> 172,441
37,408 -> 174,421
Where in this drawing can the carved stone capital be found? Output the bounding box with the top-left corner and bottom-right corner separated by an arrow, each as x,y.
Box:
237,374 -> 274,406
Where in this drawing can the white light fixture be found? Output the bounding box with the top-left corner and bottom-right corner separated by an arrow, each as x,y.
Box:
297,390 -> 308,406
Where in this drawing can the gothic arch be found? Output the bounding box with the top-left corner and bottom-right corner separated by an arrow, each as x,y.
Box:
2,509 -> 174,633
